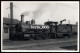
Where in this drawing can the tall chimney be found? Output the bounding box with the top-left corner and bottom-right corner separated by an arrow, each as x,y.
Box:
10,2 -> 14,40
21,15 -> 24,23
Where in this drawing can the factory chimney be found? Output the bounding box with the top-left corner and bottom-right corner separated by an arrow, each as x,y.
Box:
9,2 -> 14,40
21,15 -> 24,23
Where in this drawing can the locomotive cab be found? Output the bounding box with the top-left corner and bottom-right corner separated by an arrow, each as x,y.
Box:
44,21 -> 58,38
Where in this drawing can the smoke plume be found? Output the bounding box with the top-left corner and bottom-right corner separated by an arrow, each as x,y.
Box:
21,11 -> 31,16
21,3 -> 50,19
32,3 -> 49,19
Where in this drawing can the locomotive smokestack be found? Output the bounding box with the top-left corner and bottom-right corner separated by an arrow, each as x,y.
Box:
21,15 -> 24,23
76,22 -> 78,25
31,19 -> 35,25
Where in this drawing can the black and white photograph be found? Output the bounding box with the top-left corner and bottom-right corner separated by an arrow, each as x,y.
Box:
1,1 -> 79,52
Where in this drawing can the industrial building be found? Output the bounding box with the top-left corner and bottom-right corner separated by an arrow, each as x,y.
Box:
3,18 -> 19,40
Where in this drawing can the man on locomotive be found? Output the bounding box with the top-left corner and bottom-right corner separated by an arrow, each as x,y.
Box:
14,21 -> 23,40
15,23 -> 19,32
15,21 -> 22,32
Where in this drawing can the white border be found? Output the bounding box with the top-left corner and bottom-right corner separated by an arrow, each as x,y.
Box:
1,1 -> 79,52
1,1 -> 79,3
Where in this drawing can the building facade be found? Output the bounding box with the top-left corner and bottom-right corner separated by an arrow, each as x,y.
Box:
3,18 -> 19,40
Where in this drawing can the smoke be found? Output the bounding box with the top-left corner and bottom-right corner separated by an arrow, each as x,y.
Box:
21,11 -> 31,16
21,3 -> 50,19
32,3 -> 49,19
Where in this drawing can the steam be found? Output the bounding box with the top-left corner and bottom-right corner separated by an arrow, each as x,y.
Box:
21,3 -> 50,19
21,11 -> 31,16
32,3 -> 49,19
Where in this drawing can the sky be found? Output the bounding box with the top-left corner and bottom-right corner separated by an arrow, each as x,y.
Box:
2,1 -> 79,25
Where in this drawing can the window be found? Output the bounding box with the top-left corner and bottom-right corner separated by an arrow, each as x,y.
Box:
46,26 -> 49,28
4,27 -> 8,33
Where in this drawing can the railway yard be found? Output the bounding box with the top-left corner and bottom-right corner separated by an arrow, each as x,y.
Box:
2,35 -> 77,51
2,2 -> 79,52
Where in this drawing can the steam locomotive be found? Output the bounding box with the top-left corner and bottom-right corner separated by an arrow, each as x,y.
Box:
13,20 -> 77,40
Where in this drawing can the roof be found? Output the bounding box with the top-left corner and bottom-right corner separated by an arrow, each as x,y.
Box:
45,21 -> 58,23
3,17 -> 19,25
44,21 -> 58,25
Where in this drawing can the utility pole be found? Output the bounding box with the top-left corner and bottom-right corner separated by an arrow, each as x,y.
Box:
9,2 -> 14,40
8,14 -> 10,18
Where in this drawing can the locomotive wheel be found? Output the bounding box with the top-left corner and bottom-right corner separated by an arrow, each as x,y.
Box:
30,34 -> 35,40
17,32 -> 22,40
49,34 -> 55,39
55,34 -> 60,38
48,35 -> 50,39
44,35 -> 49,39
63,34 -> 70,38
34,35 -> 39,40
40,35 -> 45,40
66,34 -> 70,38
31,35 -> 40,40
38,35 -> 42,40
41,35 -> 46,39
36,35 -> 41,40
36,35 -> 39,40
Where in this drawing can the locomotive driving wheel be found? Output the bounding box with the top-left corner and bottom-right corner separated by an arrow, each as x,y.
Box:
63,34 -> 70,38
44,34 -> 50,39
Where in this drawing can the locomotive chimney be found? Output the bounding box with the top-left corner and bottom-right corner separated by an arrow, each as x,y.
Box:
31,19 -> 35,25
76,22 -> 78,25
21,15 -> 24,23
68,20 -> 70,24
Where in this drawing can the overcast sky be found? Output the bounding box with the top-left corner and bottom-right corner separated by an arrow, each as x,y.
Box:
2,1 -> 79,25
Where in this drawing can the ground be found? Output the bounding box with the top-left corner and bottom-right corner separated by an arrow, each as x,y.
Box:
2,34 -> 77,51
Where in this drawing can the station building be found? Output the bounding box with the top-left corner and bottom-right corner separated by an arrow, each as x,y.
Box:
3,17 -> 19,40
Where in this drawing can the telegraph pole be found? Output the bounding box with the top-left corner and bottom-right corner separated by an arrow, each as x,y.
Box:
9,2 -> 14,40
8,14 -> 10,18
